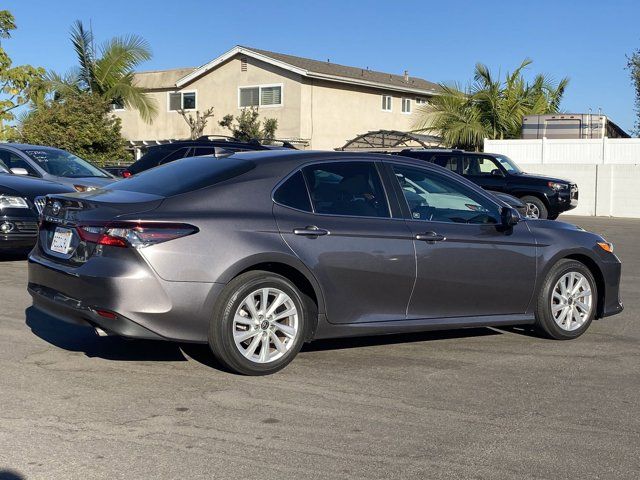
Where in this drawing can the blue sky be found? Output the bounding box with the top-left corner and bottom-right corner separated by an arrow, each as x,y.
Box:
5,0 -> 640,133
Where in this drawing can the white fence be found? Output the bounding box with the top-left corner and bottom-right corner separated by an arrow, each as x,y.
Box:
484,138 -> 640,218
484,138 -> 640,165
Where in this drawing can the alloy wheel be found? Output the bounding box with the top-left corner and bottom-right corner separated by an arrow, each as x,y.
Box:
526,202 -> 541,219
232,287 -> 299,363
551,272 -> 593,331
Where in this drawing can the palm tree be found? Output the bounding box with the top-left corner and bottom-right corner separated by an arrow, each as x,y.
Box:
414,59 -> 569,150
48,21 -> 157,122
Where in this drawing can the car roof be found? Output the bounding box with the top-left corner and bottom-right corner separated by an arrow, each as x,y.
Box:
1,143 -> 62,151
230,149 -> 446,171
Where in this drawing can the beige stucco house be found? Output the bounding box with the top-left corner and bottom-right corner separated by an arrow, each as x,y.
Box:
114,46 -> 440,153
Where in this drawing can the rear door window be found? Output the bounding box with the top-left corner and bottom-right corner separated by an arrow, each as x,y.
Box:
302,162 -> 390,218
273,171 -> 312,212
432,155 -> 460,173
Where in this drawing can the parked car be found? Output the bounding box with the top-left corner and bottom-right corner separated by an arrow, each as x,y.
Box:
395,149 -> 578,219
28,151 -> 622,375
0,162 -> 75,250
121,137 -> 295,177
488,191 -> 527,217
0,144 -> 115,191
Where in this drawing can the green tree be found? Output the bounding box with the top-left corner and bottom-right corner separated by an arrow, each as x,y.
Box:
48,20 -> 157,122
628,49 -> 640,135
414,59 -> 569,150
16,93 -> 130,165
0,10 -> 46,138
219,108 -> 278,143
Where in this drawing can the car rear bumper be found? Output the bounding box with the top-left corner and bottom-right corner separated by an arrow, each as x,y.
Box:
27,252 -> 224,342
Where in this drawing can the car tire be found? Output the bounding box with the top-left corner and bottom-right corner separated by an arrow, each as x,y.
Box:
209,270 -> 312,375
521,195 -> 548,219
534,259 -> 597,340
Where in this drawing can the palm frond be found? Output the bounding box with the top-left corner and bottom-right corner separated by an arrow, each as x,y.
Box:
69,20 -> 95,91
107,76 -> 157,123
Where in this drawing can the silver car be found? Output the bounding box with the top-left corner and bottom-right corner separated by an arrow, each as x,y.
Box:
27,151 -> 623,375
0,143 -> 115,192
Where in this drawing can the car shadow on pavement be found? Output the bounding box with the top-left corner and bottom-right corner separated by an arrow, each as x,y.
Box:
0,470 -> 25,480
25,306 -> 188,362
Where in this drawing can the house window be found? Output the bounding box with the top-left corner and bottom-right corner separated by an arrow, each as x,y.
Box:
239,85 -> 283,107
111,98 -> 125,111
402,98 -> 411,114
415,97 -> 428,105
168,91 -> 197,111
382,95 -> 392,111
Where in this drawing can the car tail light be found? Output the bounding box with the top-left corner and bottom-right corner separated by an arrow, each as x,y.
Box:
122,170 -> 132,178
77,222 -> 198,248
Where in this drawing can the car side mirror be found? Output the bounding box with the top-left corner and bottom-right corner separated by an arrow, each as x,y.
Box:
501,207 -> 520,227
10,167 -> 29,175
491,169 -> 504,177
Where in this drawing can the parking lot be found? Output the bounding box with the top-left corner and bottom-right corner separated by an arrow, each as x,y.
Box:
0,216 -> 638,480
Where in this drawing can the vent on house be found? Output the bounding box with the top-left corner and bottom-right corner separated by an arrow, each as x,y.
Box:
241,57 -> 248,72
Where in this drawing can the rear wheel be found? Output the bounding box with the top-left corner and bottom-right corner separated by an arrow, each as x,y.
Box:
521,195 -> 548,219
535,259 -> 597,339
209,271 -> 310,375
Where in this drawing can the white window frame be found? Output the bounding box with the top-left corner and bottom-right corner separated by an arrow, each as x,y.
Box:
382,95 -> 392,112
111,100 -> 125,112
238,83 -> 283,108
401,98 -> 412,114
167,90 -> 197,112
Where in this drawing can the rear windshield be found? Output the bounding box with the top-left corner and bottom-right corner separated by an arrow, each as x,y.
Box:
106,156 -> 255,196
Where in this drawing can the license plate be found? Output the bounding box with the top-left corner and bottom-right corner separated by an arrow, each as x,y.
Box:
50,227 -> 73,254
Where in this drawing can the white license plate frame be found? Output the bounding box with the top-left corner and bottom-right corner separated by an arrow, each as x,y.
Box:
50,227 -> 73,254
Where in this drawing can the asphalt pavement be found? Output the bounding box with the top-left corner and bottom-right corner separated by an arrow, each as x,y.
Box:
0,216 -> 638,480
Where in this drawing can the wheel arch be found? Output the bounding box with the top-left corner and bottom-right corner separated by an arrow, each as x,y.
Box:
217,253 -> 326,339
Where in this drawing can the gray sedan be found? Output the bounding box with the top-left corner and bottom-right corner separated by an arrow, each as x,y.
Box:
0,143 -> 115,192
27,151 -> 623,375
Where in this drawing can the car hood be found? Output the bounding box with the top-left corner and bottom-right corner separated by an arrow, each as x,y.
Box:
0,173 -> 75,201
527,218 -> 584,231
55,176 -> 116,188
516,172 -> 574,184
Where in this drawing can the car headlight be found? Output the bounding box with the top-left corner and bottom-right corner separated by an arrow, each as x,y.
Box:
0,195 -> 29,209
74,185 -> 98,192
548,182 -> 569,191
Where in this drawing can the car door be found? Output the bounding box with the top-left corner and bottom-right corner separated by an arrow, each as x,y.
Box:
272,160 -> 416,324
460,154 -> 507,192
385,161 -> 537,320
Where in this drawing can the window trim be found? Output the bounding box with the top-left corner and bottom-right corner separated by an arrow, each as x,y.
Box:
401,98 -> 411,114
111,100 -> 125,112
381,160 -> 503,226
381,95 -> 392,112
167,90 -> 198,112
271,159 -> 399,220
238,83 -> 283,108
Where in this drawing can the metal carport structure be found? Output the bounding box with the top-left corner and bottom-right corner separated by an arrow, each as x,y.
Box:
336,130 -> 442,152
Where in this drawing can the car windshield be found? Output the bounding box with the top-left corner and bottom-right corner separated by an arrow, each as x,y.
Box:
493,154 -> 522,174
23,148 -> 109,178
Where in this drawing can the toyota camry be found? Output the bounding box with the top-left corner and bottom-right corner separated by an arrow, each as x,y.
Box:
28,151 -> 623,375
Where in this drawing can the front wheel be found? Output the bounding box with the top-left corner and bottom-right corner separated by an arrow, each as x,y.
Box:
521,195 -> 548,219
209,271 -> 310,375
535,259 -> 597,339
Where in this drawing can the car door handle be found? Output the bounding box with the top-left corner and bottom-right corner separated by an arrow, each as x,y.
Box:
293,226 -> 329,237
415,232 -> 446,243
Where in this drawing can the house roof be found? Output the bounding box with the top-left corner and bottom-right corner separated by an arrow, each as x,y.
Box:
133,67 -> 195,90
175,46 -> 440,95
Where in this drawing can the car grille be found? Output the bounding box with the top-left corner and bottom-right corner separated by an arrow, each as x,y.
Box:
34,197 -> 46,215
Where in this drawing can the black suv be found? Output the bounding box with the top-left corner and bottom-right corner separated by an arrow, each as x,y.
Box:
119,137 -> 296,177
396,149 -> 578,219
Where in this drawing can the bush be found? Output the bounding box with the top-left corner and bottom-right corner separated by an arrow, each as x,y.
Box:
16,93 -> 131,165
